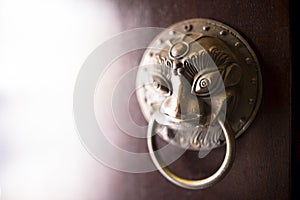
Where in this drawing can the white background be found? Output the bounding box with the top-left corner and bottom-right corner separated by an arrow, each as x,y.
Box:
0,0 -> 122,199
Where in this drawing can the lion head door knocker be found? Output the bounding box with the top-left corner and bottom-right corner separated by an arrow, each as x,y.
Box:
136,19 -> 262,189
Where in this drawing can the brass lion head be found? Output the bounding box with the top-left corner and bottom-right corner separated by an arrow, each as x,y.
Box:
137,34 -> 242,150
136,19 -> 261,152
136,18 -> 262,189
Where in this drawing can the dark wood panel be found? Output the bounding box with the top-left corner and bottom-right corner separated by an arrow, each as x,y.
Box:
291,0 -> 298,198
103,0 -> 291,199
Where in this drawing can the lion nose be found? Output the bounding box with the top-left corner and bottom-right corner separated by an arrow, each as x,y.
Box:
160,96 -> 181,118
160,95 -> 205,120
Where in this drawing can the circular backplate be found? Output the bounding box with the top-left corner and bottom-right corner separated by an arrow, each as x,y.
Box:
136,18 -> 262,150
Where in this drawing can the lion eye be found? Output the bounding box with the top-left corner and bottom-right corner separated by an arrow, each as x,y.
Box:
192,70 -> 223,97
199,78 -> 210,89
194,78 -> 210,95
152,76 -> 172,95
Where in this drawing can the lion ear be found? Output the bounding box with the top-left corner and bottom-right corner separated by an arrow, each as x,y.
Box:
223,64 -> 242,87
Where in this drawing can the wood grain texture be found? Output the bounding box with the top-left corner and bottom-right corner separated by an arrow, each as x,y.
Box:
291,1 -> 298,198
100,0 -> 291,199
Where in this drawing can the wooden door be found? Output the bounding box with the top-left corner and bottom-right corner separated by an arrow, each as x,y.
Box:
96,0 -> 291,199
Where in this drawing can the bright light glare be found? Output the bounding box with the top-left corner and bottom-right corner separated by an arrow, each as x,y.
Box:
0,0 -> 121,199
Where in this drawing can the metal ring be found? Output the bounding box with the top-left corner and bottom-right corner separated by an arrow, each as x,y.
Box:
147,118 -> 235,189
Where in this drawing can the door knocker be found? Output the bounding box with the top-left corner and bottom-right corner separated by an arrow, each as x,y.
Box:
136,18 -> 262,189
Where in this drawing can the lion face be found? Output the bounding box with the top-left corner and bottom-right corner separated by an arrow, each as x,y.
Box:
136,36 -> 242,150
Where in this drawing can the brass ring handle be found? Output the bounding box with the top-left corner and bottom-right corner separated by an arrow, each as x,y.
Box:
147,117 -> 235,190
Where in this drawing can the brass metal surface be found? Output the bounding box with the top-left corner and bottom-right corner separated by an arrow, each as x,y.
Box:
136,18 -> 262,189
137,18 -> 262,151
